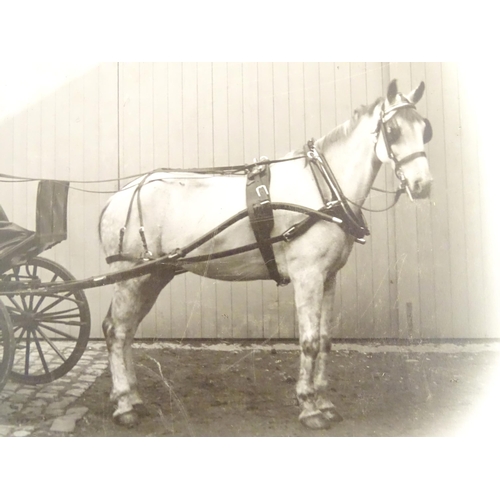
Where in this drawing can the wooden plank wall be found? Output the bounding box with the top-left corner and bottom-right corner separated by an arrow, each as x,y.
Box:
0,62 -> 494,339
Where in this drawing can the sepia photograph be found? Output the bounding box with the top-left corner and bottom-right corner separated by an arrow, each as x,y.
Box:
0,4 -> 498,495
1,60 -> 498,440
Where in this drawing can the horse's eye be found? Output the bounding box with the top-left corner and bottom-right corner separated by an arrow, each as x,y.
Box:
386,126 -> 401,144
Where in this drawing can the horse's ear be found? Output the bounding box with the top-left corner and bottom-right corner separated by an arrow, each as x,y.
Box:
387,79 -> 398,104
408,81 -> 425,104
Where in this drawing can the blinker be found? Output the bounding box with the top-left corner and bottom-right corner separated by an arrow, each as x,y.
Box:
423,118 -> 433,144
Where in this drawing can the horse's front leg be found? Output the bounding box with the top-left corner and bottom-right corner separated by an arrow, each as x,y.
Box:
314,273 -> 343,423
293,270 -> 332,430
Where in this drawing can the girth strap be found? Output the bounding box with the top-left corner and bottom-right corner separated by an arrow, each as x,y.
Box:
246,162 -> 289,286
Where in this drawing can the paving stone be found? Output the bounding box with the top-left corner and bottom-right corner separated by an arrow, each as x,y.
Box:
22,406 -> 44,417
50,416 -> 77,433
72,382 -> 91,389
0,425 -> 15,436
78,375 -> 97,382
66,407 -> 89,419
0,405 -> 16,417
16,389 -> 37,395
35,393 -> 58,401
12,429 -> 33,437
46,397 -> 75,411
45,408 -> 65,418
66,389 -> 86,397
8,394 -> 29,404
28,399 -> 47,407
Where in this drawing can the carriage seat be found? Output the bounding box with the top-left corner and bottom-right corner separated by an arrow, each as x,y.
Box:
0,180 -> 69,272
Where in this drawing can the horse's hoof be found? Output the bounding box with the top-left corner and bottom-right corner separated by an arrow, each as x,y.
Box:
321,407 -> 344,423
299,410 -> 332,430
133,403 -> 150,417
114,409 -> 139,428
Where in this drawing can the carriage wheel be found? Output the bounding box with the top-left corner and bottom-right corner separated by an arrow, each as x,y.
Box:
3,257 -> 91,385
0,300 -> 15,392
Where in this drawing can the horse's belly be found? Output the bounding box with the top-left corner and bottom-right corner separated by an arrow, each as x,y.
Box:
181,247 -> 271,281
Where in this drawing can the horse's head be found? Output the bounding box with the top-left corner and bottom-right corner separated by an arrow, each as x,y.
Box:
375,79 -> 433,199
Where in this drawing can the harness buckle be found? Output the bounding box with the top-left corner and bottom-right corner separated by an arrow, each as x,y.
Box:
283,226 -> 297,242
167,248 -> 185,260
325,200 -> 340,209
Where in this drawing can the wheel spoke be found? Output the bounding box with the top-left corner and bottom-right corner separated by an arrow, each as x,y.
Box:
6,295 -> 24,312
32,293 -> 48,313
34,326 -> 67,363
25,330 -> 32,375
37,294 -> 78,315
37,306 -> 81,319
36,322 -> 78,341
32,330 -> 51,374
15,327 -> 27,343
13,325 -> 24,335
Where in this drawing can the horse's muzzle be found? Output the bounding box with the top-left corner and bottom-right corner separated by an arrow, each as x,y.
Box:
409,178 -> 433,199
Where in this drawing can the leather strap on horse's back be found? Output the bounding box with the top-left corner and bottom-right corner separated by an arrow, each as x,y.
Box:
246,162 -> 289,286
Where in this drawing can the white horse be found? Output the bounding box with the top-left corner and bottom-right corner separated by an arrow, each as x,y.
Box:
99,79 -> 433,429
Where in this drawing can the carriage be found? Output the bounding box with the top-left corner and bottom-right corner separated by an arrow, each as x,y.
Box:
0,180 -> 91,391
1,80 -> 433,429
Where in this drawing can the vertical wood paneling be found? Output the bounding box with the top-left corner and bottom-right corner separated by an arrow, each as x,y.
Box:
457,66 -> 485,338
273,62 -> 296,339
441,63 -> 470,338
410,63 -> 437,338
151,62 -> 172,338
196,63 -> 217,339
165,63 -> 188,338
389,63 -> 422,338
80,68 -> 102,329
350,62 -> 374,338
425,63 -> 454,338
227,62 -> 248,339
334,62 -> 357,338
95,63 -> 119,333
318,63 -> 340,338
0,62 -> 493,340
243,62 -> 264,339
365,62 -> 394,338
136,63 -> 157,339
182,63 -> 203,338
212,62 -> 232,339
258,62 -> 280,340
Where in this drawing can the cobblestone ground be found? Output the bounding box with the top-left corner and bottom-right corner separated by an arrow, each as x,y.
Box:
0,342 -> 108,437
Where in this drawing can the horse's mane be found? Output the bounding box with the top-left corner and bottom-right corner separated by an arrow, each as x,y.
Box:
315,97 -> 383,150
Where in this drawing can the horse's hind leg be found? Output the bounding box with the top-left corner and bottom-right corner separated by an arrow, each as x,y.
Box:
102,267 -> 174,427
314,273 -> 343,423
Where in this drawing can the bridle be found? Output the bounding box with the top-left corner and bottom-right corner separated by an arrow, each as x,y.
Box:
374,96 -> 428,201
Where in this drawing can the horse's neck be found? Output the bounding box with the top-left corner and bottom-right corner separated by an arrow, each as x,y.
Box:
320,112 -> 381,210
